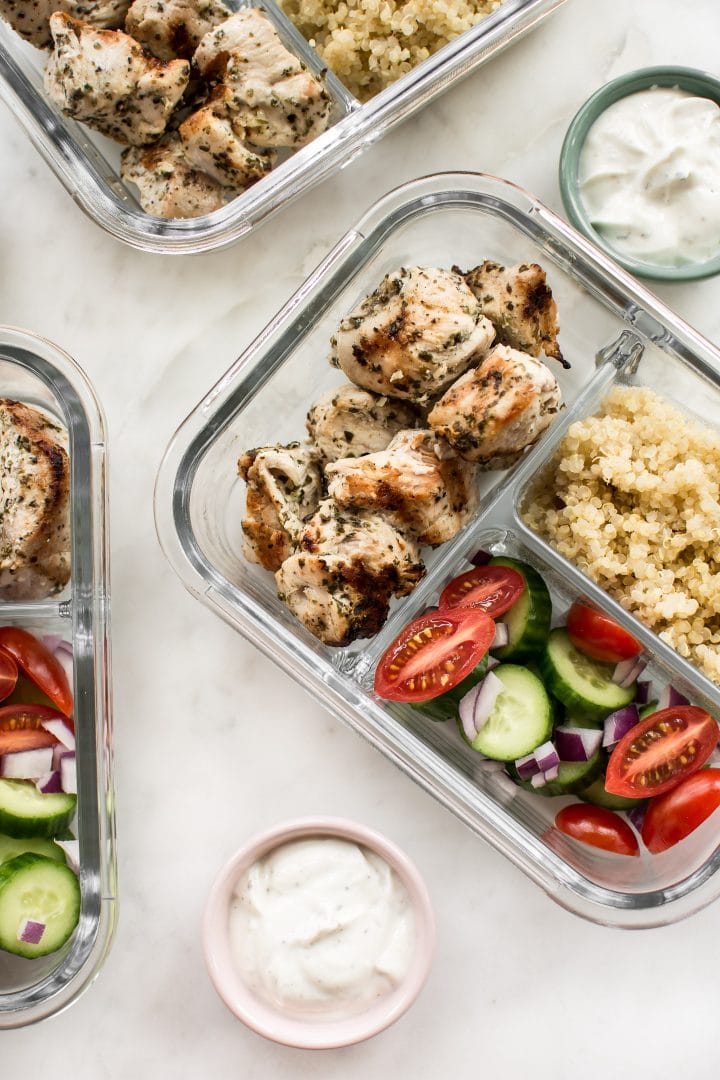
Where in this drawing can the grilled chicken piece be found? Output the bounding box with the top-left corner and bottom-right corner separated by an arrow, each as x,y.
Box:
239,443 -> 323,572
330,267 -> 495,406
44,14 -> 190,145
306,384 -> 417,463
428,345 -> 561,469
194,8 -> 331,148
179,98 -> 275,189
326,429 -> 479,546
0,0 -> 129,50
125,0 -> 227,59
462,261 -> 565,366
276,499 -> 424,646
121,133 -> 229,216
0,400 -> 70,600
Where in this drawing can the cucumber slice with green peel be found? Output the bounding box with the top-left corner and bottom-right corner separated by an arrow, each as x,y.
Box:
509,750 -> 604,797
638,701 -> 659,721
0,781 -> 76,839
410,655 -> 489,723
0,834 -> 66,865
468,664 -> 553,761
542,629 -> 636,720
580,776 -> 645,811
489,557 -> 552,661
0,853 -> 80,958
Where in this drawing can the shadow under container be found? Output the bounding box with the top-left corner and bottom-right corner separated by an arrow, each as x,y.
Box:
0,0 -> 567,253
0,328 -> 115,1028
155,172 -> 720,928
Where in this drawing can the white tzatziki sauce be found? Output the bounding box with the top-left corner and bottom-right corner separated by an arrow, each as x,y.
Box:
229,837 -> 416,1018
578,86 -> 720,266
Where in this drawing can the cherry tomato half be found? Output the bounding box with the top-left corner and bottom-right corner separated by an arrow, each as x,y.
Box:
438,565 -> 524,618
642,770 -> 720,854
0,628 -> 73,717
0,651 -> 18,703
605,706 -> 717,799
0,703 -> 66,755
566,602 -> 641,664
374,608 -> 496,703
554,804 -> 639,856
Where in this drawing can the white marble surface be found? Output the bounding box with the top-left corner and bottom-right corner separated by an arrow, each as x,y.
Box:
4,0 -> 720,1075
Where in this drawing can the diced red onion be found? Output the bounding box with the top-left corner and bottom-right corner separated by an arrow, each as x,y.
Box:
18,919 -> 45,945
707,746 -> 720,768
530,772 -> 547,789
55,839 -> 79,870
60,753 -> 77,795
42,635 -> 63,653
543,764 -> 560,782
635,680 -> 652,705
486,655 -> 500,671
36,770 -> 62,794
2,747 -> 54,779
52,746 -> 74,771
470,550 -> 492,567
626,804 -> 647,834
472,671 -> 504,735
491,623 -> 509,650
41,718 -> 75,751
459,684 -> 481,742
602,705 -> 640,749
515,752 -> 541,780
613,657 -> 647,688
53,642 -> 73,686
533,741 -> 560,773
555,725 -> 603,762
657,685 -> 690,709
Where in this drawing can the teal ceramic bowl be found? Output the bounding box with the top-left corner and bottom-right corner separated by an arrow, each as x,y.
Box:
559,67 -> 720,282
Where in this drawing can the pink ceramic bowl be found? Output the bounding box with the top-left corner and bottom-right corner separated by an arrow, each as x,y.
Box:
202,816 -> 435,1049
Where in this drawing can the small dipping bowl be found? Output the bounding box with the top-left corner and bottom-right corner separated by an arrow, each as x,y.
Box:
559,67 -> 720,282
202,817 -> 435,1048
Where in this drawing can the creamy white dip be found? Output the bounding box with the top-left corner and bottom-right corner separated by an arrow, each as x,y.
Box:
229,836 -> 416,1018
578,86 -> 720,267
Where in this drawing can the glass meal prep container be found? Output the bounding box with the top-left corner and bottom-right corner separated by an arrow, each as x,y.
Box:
0,328 -> 114,1028
155,172 -> 720,928
0,0 -> 567,254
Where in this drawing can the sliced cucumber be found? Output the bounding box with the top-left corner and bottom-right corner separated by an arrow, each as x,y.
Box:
542,629 -> 635,721
489,557 -> 552,661
468,664 -> 552,761
580,776 -> 645,811
509,750 -> 603,797
639,700 -> 659,721
0,834 -> 66,866
0,781 -> 76,839
410,656 -> 489,723
0,853 -> 80,958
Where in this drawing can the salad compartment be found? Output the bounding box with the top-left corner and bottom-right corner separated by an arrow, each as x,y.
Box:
155,173 -> 720,926
0,0 -> 566,253
0,328 -> 115,1027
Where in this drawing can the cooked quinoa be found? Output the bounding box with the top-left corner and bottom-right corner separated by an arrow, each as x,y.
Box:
278,0 -> 504,101
522,386 -> 720,686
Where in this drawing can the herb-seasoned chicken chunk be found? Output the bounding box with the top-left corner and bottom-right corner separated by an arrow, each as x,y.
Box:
179,99 -> 275,189
275,499 -> 424,646
330,267 -> 495,406
305,384 -> 417,463
0,0 -> 129,50
44,14 -> 190,145
194,8 -> 331,148
239,443 -> 323,572
0,400 -> 70,600
326,429 -> 479,546
462,261 -> 565,366
125,0 -> 227,59
428,345 -> 561,468
121,132 -> 229,217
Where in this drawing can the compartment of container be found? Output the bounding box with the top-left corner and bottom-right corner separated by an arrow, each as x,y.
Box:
0,327 -> 114,1028
0,0 -> 566,252
155,172 -> 720,925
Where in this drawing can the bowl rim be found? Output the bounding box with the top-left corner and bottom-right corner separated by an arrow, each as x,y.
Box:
202,816 -> 436,1048
559,65 -> 720,282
